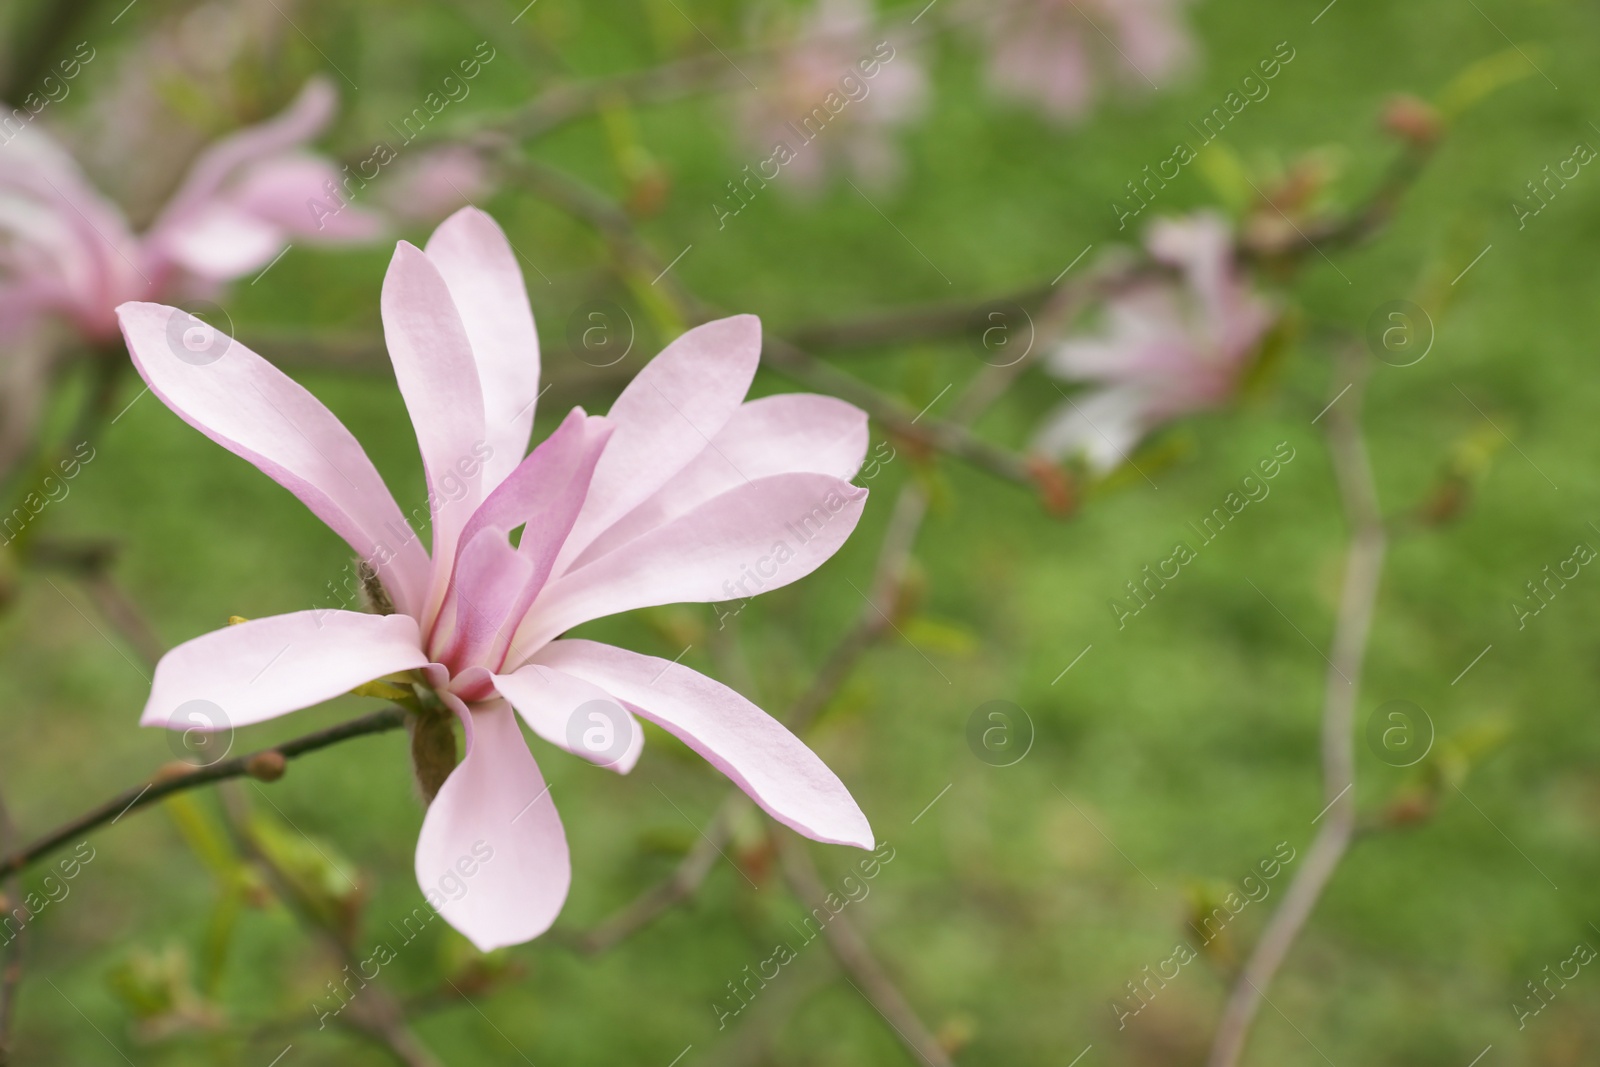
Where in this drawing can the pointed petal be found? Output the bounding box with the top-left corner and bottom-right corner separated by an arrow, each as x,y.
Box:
455,407 -> 612,599
534,641 -> 873,848
415,696 -> 570,950
558,315 -> 762,565
424,209 -> 541,487
514,474 -> 866,655
572,393 -> 867,566
380,241 -> 488,600
116,302 -> 430,615
492,663 -> 644,774
155,203 -> 285,279
142,611 -> 428,729
151,77 -> 337,233
434,525 -> 536,671
230,154 -> 386,241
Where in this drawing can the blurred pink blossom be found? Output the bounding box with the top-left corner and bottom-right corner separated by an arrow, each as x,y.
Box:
378,145 -> 493,224
976,0 -> 1195,123
1035,213 -> 1274,471
0,77 -> 381,347
735,0 -> 927,194
116,208 -> 874,950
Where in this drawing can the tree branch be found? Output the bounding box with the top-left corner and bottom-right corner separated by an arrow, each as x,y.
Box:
774,832 -> 954,1067
0,707 -> 410,882
0,785 -> 23,1067
218,785 -> 444,1067
1206,347 -> 1385,1067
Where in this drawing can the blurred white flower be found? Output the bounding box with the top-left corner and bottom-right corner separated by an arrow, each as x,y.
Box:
1035,213 -> 1273,471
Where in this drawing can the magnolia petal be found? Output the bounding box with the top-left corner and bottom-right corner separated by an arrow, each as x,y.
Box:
558,314 -> 762,566
155,203 -> 285,279
455,407 -> 612,596
142,610 -> 428,729
116,302 -> 430,614
572,393 -> 868,566
492,663 -> 644,774
414,695 -> 570,951
1032,385 -> 1150,472
380,241 -> 488,606
435,525 -> 536,671
515,474 -> 866,654
230,154 -> 386,241
424,209 -> 541,487
152,77 -> 338,233
535,640 -> 873,848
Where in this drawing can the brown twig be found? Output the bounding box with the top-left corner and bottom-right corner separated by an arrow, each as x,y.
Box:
0,786 -> 23,1067
773,831 -> 954,1067
0,707 -> 410,882
1206,347 -> 1385,1067
217,785 -> 444,1067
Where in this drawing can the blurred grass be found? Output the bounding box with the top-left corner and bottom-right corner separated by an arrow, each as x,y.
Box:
3,0 -> 1600,1064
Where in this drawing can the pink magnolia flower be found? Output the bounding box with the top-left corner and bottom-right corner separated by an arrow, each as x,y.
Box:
1035,213 -> 1273,470
0,77 -> 380,347
975,0 -> 1194,123
115,208 -> 875,950
377,145 -> 493,225
734,0 -> 927,194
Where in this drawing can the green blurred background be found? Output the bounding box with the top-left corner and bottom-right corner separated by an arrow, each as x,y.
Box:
1,0 -> 1598,1064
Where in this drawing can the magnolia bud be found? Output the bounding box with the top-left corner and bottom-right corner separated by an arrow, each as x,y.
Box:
246,750 -> 288,782
1382,95 -> 1441,148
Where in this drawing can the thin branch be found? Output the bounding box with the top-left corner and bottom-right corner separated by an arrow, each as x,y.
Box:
218,785 -> 444,1067
0,785 -> 23,1067
562,793 -> 739,955
1206,347 -> 1385,1067
0,707 -> 409,882
774,831 -> 954,1067
461,50 -> 756,144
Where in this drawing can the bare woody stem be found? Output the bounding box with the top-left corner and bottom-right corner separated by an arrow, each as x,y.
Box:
0,707 -> 409,883
1206,348 -> 1385,1067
